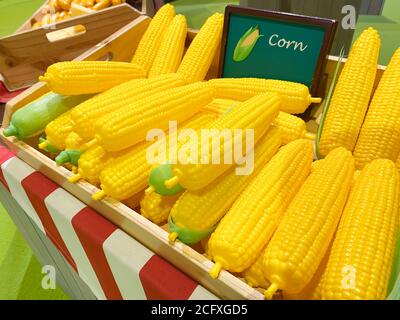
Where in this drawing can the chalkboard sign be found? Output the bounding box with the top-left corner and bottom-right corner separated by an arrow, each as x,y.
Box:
220,5 -> 337,95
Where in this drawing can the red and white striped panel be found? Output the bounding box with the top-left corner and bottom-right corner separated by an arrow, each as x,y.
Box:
0,146 -> 218,300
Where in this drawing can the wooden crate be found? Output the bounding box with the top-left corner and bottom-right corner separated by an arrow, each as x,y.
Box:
0,16 -> 386,300
0,3 -> 141,92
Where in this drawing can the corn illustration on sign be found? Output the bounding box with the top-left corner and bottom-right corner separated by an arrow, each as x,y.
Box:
221,5 -> 337,95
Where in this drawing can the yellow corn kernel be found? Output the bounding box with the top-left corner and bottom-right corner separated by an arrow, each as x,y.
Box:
71,74 -> 186,140
148,15 -> 187,78
131,4 -> 175,74
320,159 -> 399,300
94,82 -> 214,152
163,93 -> 281,193
42,109 -> 74,150
177,13 -> 224,83
141,192 -> 182,225
353,49 -> 400,169
39,61 -> 146,95
93,113 -> 217,201
209,78 -> 321,114
93,0 -> 110,10
169,127 -> 282,244
263,147 -> 355,299
208,139 -> 314,278
65,131 -> 87,150
318,28 -> 381,157
203,98 -> 314,144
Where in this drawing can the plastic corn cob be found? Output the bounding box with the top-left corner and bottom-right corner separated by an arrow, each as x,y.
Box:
209,78 -> 321,114
140,192 -> 182,225
92,113 -> 217,201
64,132 -> 87,150
39,61 -> 146,95
177,13 -> 224,83
69,145 -> 130,185
39,109 -> 74,151
319,159 -> 399,300
263,147 -> 355,299
201,99 -> 238,115
148,14 -> 187,78
122,191 -> 145,210
203,98 -> 314,144
94,82 -> 214,152
148,93 -> 281,195
242,253 -> 270,289
168,127 -> 282,245
353,49 -> 400,169
71,74 -> 186,140
318,28 -> 380,157
131,4 -> 175,73
208,139 -> 314,278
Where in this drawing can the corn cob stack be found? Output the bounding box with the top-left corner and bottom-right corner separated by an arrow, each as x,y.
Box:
209,78 -> 321,114
92,112 -> 217,201
131,4 -> 176,74
93,82 -> 214,152
148,93 -> 281,195
318,28 -> 380,157
148,14 -> 187,78
168,127 -> 282,245
177,13 -> 224,83
319,159 -> 399,300
39,109 -> 74,152
208,139 -> 314,278
263,147 -> 355,299
140,192 -> 182,225
39,61 -> 146,95
203,98 -> 314,144
353,48 -> 400,169
71,74 -> 186,140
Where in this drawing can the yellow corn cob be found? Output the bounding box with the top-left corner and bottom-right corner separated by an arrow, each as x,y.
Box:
93,113 -> 217,201
208,139 -> 314,278
168,127 -> 282,244
140,192 -> 182,225
204,98 -> 314,144
41,109 -> 74,150
201,99 -> 238,115
39,61 -> 146,95
148,14 -> 187,78
69,145 -> 131,185
319,159 -> 399,300
263,147 -> 355,299
318,28 -> 380,157
177,13 -> 224,83
283,243 -> 332,300
94,82 -> 214,152
396,153 -> 400,171
71,74 -> 186,140
353,49 -> 400,169
242,253 -> 270,289
156,93 -> 281,194
209,78 -> 321,114
131,4 -> 175,73
65,132 -> 87,150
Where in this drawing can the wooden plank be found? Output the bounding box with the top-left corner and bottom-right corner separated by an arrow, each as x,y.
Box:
0,4 -> 140,91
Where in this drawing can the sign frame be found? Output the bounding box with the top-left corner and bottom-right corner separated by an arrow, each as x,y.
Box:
219,5 -> 338,96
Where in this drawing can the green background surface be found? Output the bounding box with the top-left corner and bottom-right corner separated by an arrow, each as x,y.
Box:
223,12 -> 326,87
0,0 -> 399,300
